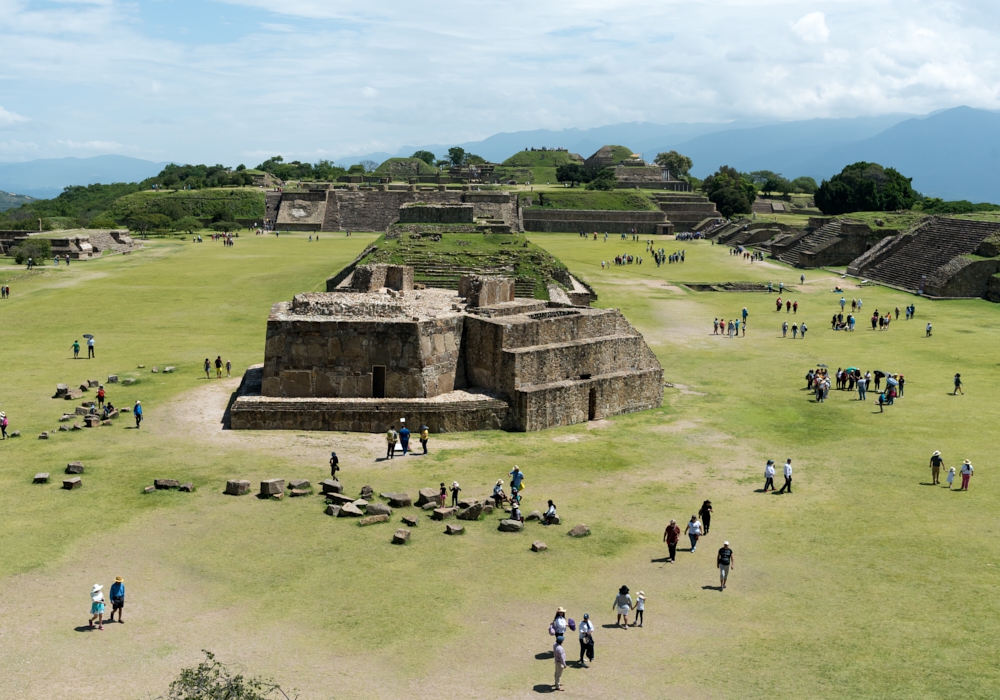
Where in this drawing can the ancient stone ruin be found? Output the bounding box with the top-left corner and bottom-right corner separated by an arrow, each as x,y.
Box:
231,264 -> 662,433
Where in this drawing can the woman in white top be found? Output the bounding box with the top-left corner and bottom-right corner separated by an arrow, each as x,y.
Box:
89,584 -> 105,630
960,460 -> 974,490
550,607 -> 568,637
612,585 -> 633,629
684,515 -> 703,552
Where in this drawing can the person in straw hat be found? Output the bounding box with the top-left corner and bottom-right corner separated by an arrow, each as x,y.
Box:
612,585 -> 633,628
550,607 -> 569,637
929,451 -> 945,485
89,584 -> 106,630
0,411 -> 8,440
960,460 -> 974,491
634,592 -> 646,627
109,576 -> 126,623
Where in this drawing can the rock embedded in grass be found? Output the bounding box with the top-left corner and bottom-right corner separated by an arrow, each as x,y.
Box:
366,503 -> 392,517
143,486 -> 156,494
337,502 -> 364,517
33,473 -> 49,484
87,379 -> 99,388
325,504 -> 341,516
179,482 -> 193,492
386,493 -> 412,508
445,524 -> 464,535
154,479 -> 180,489
288,479 -> 310,490
260,479 -> 285,497
359,514 -> 390,526
63,477 -> 82,490
224,479 -> 251,496
415,487 -> 439,507
498,519 -> 524,532
421,501 -> 440,511
432,507 -> 458,521
531,541 -> 547,552
392,528 -> 411,544
64,460 -> 83,473
402,515 -> 418,527
289,489 -> 310,497
525,511 -> 542,521
54,384 -> 69,398
319,479 -> 342,494
457,502 -> 484,521
326,492 -> 355,506
106,375 -> 118,383
568,524 -> 590,537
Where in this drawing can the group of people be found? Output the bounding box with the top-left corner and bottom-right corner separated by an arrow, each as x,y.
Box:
490,466 -> 559,525
204,356 -> 232,379
71,336 -> 96,359
384,419 -> 430,458
781,320 -> 808,338
775,297 -> 799,314
606,253 -> 643,266
52,254 -> 72,266
0,285 -> 11,298
87,577 -> 126,630
929,451 -> 974,490
763,459 -> 794,494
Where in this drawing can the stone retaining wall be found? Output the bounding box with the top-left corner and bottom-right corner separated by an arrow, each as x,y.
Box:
522,208 -> 668,234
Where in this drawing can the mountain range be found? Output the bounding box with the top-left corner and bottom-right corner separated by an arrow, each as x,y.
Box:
1,107 -> 998,203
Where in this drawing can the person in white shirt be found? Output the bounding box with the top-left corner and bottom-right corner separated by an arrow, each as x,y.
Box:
685,515 -> 703,552
763,460 -> 776,491
777,459 -> 793,494
578,613 -> 594,666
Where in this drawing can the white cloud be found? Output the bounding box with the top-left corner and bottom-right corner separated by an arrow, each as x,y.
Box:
362,86 -> 378,98
791,12 -> 830,44
0,106 -> 29,127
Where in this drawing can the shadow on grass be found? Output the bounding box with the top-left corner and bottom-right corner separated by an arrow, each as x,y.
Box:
650,556 -> 672,563
73,625 -> 97,632
702,585 -> 723,591
535,651 -> 553,660
532,684 -> 556,693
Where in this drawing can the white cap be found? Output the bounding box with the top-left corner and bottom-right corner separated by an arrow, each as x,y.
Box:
724,541 -> 729,546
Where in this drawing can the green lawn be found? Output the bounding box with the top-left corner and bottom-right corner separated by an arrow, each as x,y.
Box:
1,232 -> 999,699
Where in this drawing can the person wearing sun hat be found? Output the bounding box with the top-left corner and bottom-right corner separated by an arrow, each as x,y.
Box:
960,460 -> 974,490
133,400 -> 143,429
89,584 -> 106,630
550,607 -> 569,637
929,451 -> 945,485
109,577 -> 126,623
0,411 -> 8,440
634,592 -> 646,627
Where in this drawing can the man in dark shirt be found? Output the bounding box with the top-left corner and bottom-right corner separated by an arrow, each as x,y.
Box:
663,519 -> 681,562
929,451 -> 944,485
718,542 -> 734,590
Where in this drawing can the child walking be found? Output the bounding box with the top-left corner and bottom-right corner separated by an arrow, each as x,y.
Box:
634,591 -> 645,627
946,466 -> 956,490
89,584 -> 105,630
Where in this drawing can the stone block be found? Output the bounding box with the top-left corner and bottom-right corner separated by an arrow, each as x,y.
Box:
337,502 -> 364,517
154,479 -> 180,489
359,484 -> 374,499
498,519 -> 524,532
164,366 -> 176,373
143,485 -> 156,493
63,477 -> 82,490
352,499 -> 368,508
54,383 -> 69,397
392,528 -> 411,544
525,510 -> 542,522
431,507 -> 457,521
107,375 -> 119,383
59,414 -> 72,422
421,501 -> 440,511
270,492 -> 284,500
568,524 -> 590,537
386,493 -> 412,508
84,415 -> 101,427
71,423 -> 82,431
288,479 -> 311,490
101,420 -> 112,426
457,503 -> 484,521
359,514 -> 390,526
151,367 -> 158,373
415,487 -> 439,507
225,479 -> 251,495
326,492 -> 355,506
106,409 -> 119,419
402,515 -> 419,527
445,524 -> 464,535
325,504 -> 341,516
64,389 -> 84,400
87,379 -> 100,387
320,479 -> 342,494
78,384 -> 89,392
289,489 -> 310,497
179,483 -> 194,492
482,504 -> 494,515
260,479 -> 285,496
366,503 -> 392,517
58,425 -> 69,432
531,541 -> 548,552
8,431 -> 19,437
75,406 -> 90,416
66,462 -> 84,474
33,473 -> 49,484
121,378 -> 137,386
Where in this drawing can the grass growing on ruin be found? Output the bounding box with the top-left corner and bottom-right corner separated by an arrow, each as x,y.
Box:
2,232 -> 1000,700
531,189 -> 660,211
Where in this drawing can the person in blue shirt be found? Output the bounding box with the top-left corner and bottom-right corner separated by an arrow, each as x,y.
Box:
398,421 -> 411,455
133,401 -> 143,429
508,466 -> 524,492
109,577 -> 125,623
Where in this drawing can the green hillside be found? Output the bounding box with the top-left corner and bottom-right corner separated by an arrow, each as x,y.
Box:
501,149 -> 581,167
529,189 -> 659,211
0,191 -> 35,213
374,157 -> 439,178
597,144 -> 637,162
107,188 -> 265,223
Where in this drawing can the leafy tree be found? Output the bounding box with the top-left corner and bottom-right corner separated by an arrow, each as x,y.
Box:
211,221 -> 239,233
159,650 -> 294,700
654,151 -> 693,179
447,147 -> 466,166
347,164 -> 366,175
791,176 -> 818,194
411,150 -> 436,166
585,168 -> 617,191
10,237 -> 52,265
87,215 -> 119,229
556,164 -> 588,187
465,154 -> 486,165
702,165 -> 756,217
175,216 -> 203,234
236,164 -> 246,172
359,160 -> 378,173
435,159 -> 450,168
814,162 -> 917,215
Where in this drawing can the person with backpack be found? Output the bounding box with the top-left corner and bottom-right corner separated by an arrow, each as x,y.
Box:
717,542 -> 735,590
329,452 -> 340,480
97,385 -> 106,409
133,401 -> 143,428
577,613 -> 594,666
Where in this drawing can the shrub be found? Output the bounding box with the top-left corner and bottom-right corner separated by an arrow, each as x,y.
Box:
10,237 -> 52,265
159,650 -> 293,700
815,162 -> 917,215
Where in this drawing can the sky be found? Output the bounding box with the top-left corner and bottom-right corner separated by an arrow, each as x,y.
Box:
1,0 -> 999,166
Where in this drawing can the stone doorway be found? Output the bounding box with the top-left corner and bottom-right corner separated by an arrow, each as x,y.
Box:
588,387 -> 597,421
372,366 -> 386,398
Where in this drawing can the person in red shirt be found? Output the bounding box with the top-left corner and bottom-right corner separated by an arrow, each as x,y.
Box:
97,386 -> 106,409
663,519 -> 681,562
793,301 -> 798,314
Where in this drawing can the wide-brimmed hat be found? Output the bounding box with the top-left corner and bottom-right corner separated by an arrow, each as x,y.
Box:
452,481 -> 459,488
556,607 -> 566,613
496,479 -> 503,485
964,459 -> 972,465
115,576 -> 123,582
0,412 -> 5,418
637,591 -> 645,598
92,584 -> 103,592
933,451 -> 941,457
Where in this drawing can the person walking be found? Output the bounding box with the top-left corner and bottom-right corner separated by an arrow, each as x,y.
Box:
108,577 -> 125,623
438,482 -> 447,507
782,321 -> 788,337
225,359 -> 232,378
953,373 -> 963,395
663,519 -> 680,562
717,542 -> 734,590
329,451 -> 340,480
420,425 -> 429,454
613,585 -> 633,628
763,460 -> 776,491
553,635 -> 567,691
685,515 -> 703,552
509,465 -> 525,493
777,459 -> 793,494
215,356 -> 223,378
72,339 -> 80,359
385,425 -> 397,459
89,584 -> 105,630
929,451 -> 944,485
946,466 -> 956,490
398,421 -> 411,455
0,411 -> 8,440
699,500 -> 713,535
926,322 -> 932,337
578,614 -> 594,667
960,460 -> 974,490
87,336 -> 95,359
791,323 -> 798,339
800,322 -> 807,338
133,400 -> 143,429
450,481 -> 461,507
634,592 -> 645,627
204,358 -> 211,379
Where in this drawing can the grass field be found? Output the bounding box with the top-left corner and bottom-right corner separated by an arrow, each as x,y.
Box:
1,232 -> 999,699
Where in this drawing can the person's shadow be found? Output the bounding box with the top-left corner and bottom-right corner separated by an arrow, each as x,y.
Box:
702,585 -> 723,591
919,482 -> 936,486
535,651 -> 554,660
532,684 -> 556,693
73,625 -> 96,632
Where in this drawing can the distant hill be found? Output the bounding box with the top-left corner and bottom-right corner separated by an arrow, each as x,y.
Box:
0,155 -> 169,199
501,149 -> 581,167
0,190 -> 35,213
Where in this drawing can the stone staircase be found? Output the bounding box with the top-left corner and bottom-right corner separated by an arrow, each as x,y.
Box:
771,220 -> 842,266
400,253 -> 537,298
86,230 -> 141,254
650,193 -> 720,232
860,218 -> 1000,292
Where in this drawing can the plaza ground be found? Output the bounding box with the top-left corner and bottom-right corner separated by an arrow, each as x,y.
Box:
0,233 -> 998,699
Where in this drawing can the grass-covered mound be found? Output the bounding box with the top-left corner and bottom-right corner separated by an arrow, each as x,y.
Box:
530,189 -> 659,211
374,157 -> 439,179
106,188 -> 265,224
501,149 -> 581,167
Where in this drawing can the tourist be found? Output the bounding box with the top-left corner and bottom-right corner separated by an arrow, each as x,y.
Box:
898,375 -> 905,397
791,323 -> 798,339
398,421 -> 411,455
699,500 -> 713,535
493,479 -> 506,506
782,321 -> 788,337
215,356 -> 223,378
72,339 -> 80,359
800,322 -> 807,338
439,482 -> 447,507
543,499 -> 558,525
89,584 -> 105,630
877,392 -> 887,412
509,465 -> 525,492
550,606 -> 569,637
960,460 -> 974,490
108,576 -> 125,623
613,585 -> 633,628
793,301 -> 798,314
385,425 -> 397,459
578,613 -> 595,666
226,359 -> 232,378
65,254 -> 70,266
857,374 -> 867,401
204,358 -> 211,379
930,451 -> 944,485
510,500 -> 523,522
742,307 -> 748,325
717,541 -> 734,590
777,459 -> 793,494
953,373 -> 963,395
713,318 -> 719,335
685,515 -> 703,552
840,297 -> 846,311
786,300 -> 791,313
87,336 -> 95,359
634,591 -> 645,627
764,460 -> 776,491
776,297 -> 782,312
926,322 -> 932,337
801,274 -> 806,285
663,519 -> 680,562
946,466 -> 956,490
97,385 -> 105,409
895,307 -> 900,320
450,481 -> 461,507
510,486 -> 521,505
553,635 -> 567,691
133,400 -> 143,428
329,451 -> 340,479
0,411 -> 8,440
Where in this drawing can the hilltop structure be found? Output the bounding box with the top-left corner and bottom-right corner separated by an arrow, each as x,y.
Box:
231,264 -> 663,433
